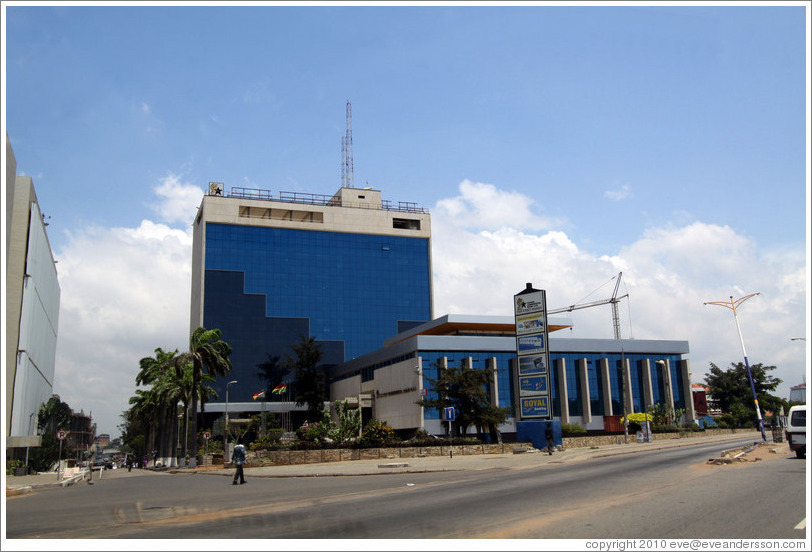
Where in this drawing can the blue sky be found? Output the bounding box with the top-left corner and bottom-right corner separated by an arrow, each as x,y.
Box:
3,3 -> 809,438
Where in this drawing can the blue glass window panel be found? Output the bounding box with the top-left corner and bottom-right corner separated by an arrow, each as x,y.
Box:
205,223 -> 431,362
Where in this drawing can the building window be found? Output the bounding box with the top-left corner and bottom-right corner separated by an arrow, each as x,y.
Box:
393,218 -> 421,230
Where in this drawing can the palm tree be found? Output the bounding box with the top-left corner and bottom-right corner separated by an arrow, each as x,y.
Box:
155,361 -> 218,463
172,327 -> 232,466
128,389 -> 159,466
136,347 -> 179,466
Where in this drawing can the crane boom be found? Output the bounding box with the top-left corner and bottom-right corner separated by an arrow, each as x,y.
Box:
548,272 -> 627,339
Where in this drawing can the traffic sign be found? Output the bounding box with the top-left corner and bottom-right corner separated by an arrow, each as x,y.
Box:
202,431 -> 212,441
444,407 -> 455,421
56,429 -> 67,440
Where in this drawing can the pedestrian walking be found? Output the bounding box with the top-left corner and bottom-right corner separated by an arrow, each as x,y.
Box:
232,441 -> 247,485
545,423 -> 554,455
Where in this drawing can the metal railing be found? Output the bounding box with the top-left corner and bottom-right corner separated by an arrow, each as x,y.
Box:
220,187 -> 428,214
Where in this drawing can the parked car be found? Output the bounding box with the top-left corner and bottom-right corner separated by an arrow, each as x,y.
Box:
92,457 -> 113,470
785,405 -> 806,459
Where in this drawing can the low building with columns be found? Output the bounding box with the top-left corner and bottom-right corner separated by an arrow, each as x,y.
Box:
329,314 -> 693,436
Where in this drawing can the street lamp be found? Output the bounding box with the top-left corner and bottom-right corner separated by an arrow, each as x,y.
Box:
703,293 -> 767,443
225,380 -> 238,450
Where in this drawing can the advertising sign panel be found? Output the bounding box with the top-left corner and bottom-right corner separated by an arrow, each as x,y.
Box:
520,375 -> 548,395
516,313 -> 545,335
521,396 -> 550,418
517,334 -> 545,355
518,355 -> 547,375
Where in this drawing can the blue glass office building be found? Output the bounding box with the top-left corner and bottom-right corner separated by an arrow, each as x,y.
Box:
190,186 -> 433,406
329,315 -> 693,435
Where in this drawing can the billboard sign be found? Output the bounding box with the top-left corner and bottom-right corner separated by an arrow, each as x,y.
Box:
514,284 -> 552,420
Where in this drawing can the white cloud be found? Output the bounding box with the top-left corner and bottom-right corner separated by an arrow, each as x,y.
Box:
431,181 -> 808,400
151,173 -> 205,225
605,184 -> 633,201
53,208 -> 193,437
141,102 -> 150,114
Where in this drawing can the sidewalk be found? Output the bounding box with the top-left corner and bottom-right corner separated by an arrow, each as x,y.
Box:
6,430 -> 764,494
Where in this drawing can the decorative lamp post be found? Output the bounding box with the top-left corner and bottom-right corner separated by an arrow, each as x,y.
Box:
703,293 -> 767,443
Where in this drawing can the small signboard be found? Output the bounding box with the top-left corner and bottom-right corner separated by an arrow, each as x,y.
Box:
202,431 -> 212,441
444,407 -> 456,422
518,355 -> 547,375
56,429 -> 67,440
519,375 -> 548,395
520,396 -> 550,418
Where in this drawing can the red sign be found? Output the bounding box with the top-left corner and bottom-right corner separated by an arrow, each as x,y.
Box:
56,429 -> 67,440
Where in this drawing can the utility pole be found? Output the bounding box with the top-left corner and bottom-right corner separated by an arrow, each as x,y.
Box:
703,293 -> 767,443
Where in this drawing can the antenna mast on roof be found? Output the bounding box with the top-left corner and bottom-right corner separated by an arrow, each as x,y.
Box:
341,100 -> 354,188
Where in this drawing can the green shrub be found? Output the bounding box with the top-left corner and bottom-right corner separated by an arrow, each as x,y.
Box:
6,458 -> 24,475
560,423 -> 587,437
249,429 -> 285,451
358,419 -> 397,447
652,424 -> 679,433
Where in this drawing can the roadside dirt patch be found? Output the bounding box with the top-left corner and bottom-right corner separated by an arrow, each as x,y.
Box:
701,442 -> 788,468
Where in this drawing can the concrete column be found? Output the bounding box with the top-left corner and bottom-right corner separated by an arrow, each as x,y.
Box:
577,358 -> 591,424
658,359 -> 675,412
621,356 -> 633,416
417,356 -> 425,429
487,357 -> 499,407
680,359 -> 696,421
511,358 -> 522,421
555,358 -> 569,424
599,358 -> 613,416
641,359 -> 654,415
462,356 -> 473,370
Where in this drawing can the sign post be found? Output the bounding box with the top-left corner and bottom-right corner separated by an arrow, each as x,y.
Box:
56,429 -> 67,480
202,430 -> 212,466
514,284 -> 552,421
444,407 -> 455,458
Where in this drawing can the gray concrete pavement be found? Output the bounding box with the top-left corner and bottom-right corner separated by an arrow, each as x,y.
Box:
6,430 -> 765,494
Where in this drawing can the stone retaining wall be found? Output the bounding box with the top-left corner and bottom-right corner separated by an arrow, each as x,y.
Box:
233,429 -> 753,467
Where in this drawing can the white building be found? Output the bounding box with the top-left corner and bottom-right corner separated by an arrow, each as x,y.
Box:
5,135 -> 61,457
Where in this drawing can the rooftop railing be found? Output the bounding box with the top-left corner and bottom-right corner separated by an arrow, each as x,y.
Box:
222,186 -> 429,214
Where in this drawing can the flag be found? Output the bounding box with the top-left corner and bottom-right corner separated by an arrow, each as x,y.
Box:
272,384 -> 287,394
252,391 -> 265,400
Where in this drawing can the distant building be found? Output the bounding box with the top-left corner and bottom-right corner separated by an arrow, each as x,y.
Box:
789,383 -> 806,403
5,135 -> 61,460
691,384 -> 709,417
68,411 -> 96,454
95,433 -> 111,448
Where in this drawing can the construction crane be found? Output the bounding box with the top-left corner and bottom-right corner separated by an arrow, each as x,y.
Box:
548,272 -> 629,340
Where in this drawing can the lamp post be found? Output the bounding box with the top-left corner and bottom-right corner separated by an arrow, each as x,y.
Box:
704,293 -> 767,443
225,380 -> 238,457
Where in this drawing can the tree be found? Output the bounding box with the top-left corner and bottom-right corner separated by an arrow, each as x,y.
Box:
136,347 -> 188,465
28,395 -> 75,472
704,362 -> 785,427
172,327 -> 233,465
286,336 -> 326,422
256,354 -> 287,399
417,361 -> 510,440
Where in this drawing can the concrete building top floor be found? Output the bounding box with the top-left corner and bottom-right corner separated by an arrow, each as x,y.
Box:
196,185 -> 431,239
332,314 -> 690,380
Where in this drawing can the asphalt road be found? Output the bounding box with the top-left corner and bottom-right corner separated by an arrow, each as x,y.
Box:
5,438 -> 807,541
